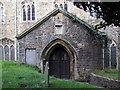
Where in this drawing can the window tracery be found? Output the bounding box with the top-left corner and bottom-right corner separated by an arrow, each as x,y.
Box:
0,38 -> 15,61
21,1 -> 35,21
104,40 -> 117,69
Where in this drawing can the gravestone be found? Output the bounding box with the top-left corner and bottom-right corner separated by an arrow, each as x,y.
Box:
45,61 -> 49,87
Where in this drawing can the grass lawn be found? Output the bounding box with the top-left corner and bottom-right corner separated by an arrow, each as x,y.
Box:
2,61 -> 98,88
93,69 -> 120,80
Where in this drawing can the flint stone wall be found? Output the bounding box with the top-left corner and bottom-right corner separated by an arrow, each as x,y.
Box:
90,73 -> 120,88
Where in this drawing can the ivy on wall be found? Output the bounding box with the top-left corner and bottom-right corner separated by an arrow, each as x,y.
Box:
95,21 -> 108,29
70,15 -> 109,46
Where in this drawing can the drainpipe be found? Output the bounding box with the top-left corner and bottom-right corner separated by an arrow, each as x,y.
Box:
14,0 -> 17,61
118,31 -> 120,70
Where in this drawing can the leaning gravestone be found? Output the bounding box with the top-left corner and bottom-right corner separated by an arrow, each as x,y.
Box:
44,61 -> 49,87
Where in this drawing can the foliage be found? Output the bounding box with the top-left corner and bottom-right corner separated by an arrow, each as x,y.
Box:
73,2 -> 120,27
2,61 -> 98,88
95,21 -> 108,29
71,14 -> 109,46
93,69 -> 120,80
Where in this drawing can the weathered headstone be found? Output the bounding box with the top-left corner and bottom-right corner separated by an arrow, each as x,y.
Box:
45,61 -> 49,87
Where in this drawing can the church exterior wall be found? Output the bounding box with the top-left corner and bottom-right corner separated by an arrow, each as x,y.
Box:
18,14 -> 103,81
0,0 -> 16,40
0,0 -> 119,75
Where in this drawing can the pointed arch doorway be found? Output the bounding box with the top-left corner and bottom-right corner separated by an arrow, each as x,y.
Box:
41,39 -> 75,79
49,45 -> 70,79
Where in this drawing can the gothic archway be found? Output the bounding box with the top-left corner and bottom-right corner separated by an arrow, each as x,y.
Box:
41,39 -> 76,79
49,44 -> 70,79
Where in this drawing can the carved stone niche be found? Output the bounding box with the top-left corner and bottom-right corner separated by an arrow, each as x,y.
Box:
54,13 -> 64,34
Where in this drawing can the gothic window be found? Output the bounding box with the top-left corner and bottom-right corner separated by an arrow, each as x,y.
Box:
0,38 -> 15,61
23,5 -> 26,21
104,46 -> 109,68
27,5 -> 30,20
2,39 -> 6,45
22,2 -> 35,21
0,45 -> 4,60
10,46 -> 15,60
7,39 -> 9,44
111,44 -> 117,69
55,4 -> 58,8
32,4 -> 35,20
104,40 -> 117,69
64,4 -> 67,11
4,45 -> 9,60
60,4 -> 63,9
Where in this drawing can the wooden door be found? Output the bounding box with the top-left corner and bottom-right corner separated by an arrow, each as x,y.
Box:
49,46 -> 70,79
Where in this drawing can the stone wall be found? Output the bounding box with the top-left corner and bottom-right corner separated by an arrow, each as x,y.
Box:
0,0 -> 112,39
0,0 -> 119,75
0,0 -> 119,43
0,0 -> 16,40
0,1 -> 119,68
18,12 -> 103,80
90,73 -> 120,88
